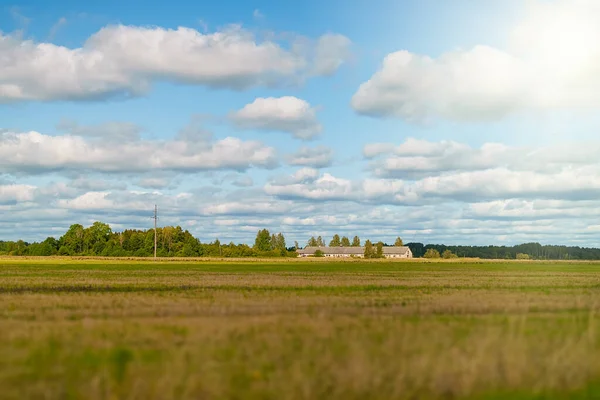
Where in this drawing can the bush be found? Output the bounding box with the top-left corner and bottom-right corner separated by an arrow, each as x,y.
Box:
313,250 -> 325,257
424,249 -> 441,259
516,253 -> 531,260
442,250 -> 458,259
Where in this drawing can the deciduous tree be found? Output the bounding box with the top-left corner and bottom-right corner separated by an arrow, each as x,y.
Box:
254,229 -> 272,252
364,240 -> 374,258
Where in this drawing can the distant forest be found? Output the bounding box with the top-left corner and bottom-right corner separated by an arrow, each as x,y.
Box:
1,222 -> 600,260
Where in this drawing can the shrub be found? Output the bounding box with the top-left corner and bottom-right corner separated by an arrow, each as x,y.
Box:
442,250 -> 458,259
424,249 -> 441,259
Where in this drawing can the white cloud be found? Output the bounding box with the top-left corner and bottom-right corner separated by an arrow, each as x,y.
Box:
352,0 -> 600,121
292,167 -> 320,182
265,172 -> 355,201
0,184 -> 36,204
0,129 -> 277,174
57,119 -> 142,141
267,165 -> 600,205
367,138 -> 600,179
253,9 -> 264,19
0,25 -> 350,102
287,146 -> 333,168
230,96 -> 322,139
312,33 -> 352,76
57,191 -> 113,210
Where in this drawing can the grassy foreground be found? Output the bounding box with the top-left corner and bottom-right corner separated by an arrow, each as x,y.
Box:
1,259 -> 600,399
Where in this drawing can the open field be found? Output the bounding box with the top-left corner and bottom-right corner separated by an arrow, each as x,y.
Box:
1,259 -> 600,399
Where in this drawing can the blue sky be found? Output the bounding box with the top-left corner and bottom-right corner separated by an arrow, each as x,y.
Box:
2,0 -> 600,246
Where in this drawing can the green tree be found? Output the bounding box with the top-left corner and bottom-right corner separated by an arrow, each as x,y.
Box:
424,249 -> 441,259
394,237 -> 404,246
60,224 -> 85,254
442,249 -> 457,259
352,236 -> 361,247
307,237 -> 318,247
364,240 -> 374,258
341,236 -> 351,247
316,236 -> 325,247
329,234 -> 341,247
376,241 -> 384,258
254,229 -> 272,252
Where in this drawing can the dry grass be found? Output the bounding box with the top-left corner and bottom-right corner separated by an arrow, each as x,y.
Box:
1,259 -> 600,399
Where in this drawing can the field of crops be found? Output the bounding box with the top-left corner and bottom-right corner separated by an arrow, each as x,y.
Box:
1,258 -> 600,399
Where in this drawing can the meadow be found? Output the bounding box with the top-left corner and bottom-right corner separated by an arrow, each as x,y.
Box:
1,258 -> 600,399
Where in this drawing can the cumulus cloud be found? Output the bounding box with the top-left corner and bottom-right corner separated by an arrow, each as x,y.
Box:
0,129 -> 277,174
352,0 -> 600,121
229,96 -> 322,139
312,33 -> 353,76
367,138 -> 600,179
57,119 -> 142,141
0,184 -> 36,204
287,146 -> 333,168
0,25 -> 351,102
267,140 -> 600,205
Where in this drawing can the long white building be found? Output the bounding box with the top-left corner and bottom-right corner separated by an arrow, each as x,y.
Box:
297,246 -> 413,259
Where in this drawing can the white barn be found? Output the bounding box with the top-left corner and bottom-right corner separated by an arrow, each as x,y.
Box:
297,246 -> 413,259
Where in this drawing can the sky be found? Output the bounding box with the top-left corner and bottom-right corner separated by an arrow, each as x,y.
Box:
2,0 -> 600,247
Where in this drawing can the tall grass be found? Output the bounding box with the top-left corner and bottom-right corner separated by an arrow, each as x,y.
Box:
1,260 -> 600,399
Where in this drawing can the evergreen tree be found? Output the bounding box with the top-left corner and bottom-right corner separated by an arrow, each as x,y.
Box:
329,234 -> 341,247
316,236 -> 325,247
341,236 -> 351,247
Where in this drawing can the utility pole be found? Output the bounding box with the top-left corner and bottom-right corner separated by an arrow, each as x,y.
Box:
153,204 -> 158,261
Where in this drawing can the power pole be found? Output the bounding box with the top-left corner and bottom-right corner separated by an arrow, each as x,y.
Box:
153,204 -> 158,261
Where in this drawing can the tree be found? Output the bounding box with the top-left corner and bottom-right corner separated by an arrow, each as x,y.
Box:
442,249 -> 457,259
274,233 -> 286,252
314,249 -> 325,257
364,240 -> 374,258
352,236 -> 361,247
254,229 -> 272,252
307,237 -> 318,247
341,236 -> 350,247
60,224 -> 85,254
424,249 -> 441,259
394,237 -> 404,246
316,236 -> 325,247
516,253 -> 530,260
376,241 -> 384,258
294,241 -> 299,250
329,234 -> 341,247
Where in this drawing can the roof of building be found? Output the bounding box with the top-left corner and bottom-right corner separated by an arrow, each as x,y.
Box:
297,246 -> 411,255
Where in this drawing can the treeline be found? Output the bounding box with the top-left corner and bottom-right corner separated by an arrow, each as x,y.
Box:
406,242 -> 600,260
306,234 -> 404,247
0,223 -> 296,258
2,222 -> 600,260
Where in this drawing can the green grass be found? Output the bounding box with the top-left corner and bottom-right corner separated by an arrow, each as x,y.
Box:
1,258 -> 600,399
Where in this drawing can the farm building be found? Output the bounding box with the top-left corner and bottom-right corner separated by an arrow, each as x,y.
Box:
297,246 -> 413,259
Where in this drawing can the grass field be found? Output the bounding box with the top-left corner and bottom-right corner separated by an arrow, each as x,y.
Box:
1,258 -> 600,399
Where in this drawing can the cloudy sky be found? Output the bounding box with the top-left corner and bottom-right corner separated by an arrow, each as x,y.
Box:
2,0 -> 600,246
